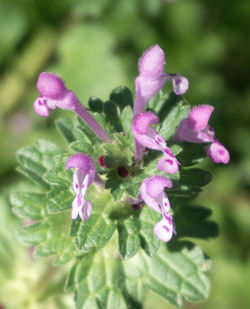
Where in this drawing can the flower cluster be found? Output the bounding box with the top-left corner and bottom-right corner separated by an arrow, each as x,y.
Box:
33,45 -> 229,243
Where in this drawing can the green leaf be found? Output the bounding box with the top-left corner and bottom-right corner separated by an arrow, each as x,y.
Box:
17,222 -> 48,246
47,185 -> 73,214
17,139 -> 60,188
176,143 -> 209,166
120,105 -> 133,133
10,192 -> 43,220
180,168 -> 212,187
123,242 -> 211,307
174,204 -> 219,239
158,92 -> 190,140
77,116 -> 102,144
74,186 -> 118,254
71,247 -> 126,309
56,116 -> 83,143
118,214 -> 141,259
104,100 -> 123,132
139,207 -> 161,256
109,86 -> 133,110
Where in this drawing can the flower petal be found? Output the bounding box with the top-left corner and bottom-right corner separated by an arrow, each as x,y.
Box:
154,217 -> 173,242
187,105 -> 214,131
72,197 -> 81,219
138,45 -> 165,79
206,139 -> 230,164
66,153 -> 96,184
79,200 -> 92,221
37,72 -> 66,99
33,97 -> 50,117
157,154 -> 179,174
174,119 -> 214,143
133,111 -> 159,135
172,75 -> 189,95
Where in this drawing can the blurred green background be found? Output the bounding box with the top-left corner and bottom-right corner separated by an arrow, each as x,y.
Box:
0,0 -> 249,308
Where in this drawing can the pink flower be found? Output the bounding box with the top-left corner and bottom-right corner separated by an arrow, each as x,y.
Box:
66,153 -> 96,221
140,176 -> 176,242
175,105 -> 230,164
34,72 -> 111,143
134,45 -> 189,115
132,111 -> 180,173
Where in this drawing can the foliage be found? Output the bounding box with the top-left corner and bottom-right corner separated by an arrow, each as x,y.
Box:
9,87 -> 219,308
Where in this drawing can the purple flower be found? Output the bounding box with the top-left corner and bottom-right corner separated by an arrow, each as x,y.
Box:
34,72 -> 111,143
175,105 -> 230,164
140,175 -> 176,242
66,153 -> 96,221
132,111 -> 180,173
134,45 -> 189,115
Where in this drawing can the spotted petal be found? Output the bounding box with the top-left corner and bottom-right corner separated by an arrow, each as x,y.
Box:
206,139 -> 230,164
140,176 -> 172,213
154,217 -> 174,242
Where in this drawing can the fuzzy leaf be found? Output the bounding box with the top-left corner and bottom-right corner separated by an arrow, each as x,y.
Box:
109,86 -> 133,110
16,139 -> 60,188
10,192 -> 43,220
139,207 -> 161,256
158,92 -> 190,140
118,214 -> 141,259
47,185 -> 73,214
70,248 -> 126,309
74,186 -> 118,254
123,242 -> 212,307
56,117 -> 82,143
104,100 -> 123,133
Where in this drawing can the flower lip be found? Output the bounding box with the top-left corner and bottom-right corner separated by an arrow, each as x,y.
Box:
138,44 -> 165,79
187,104 -> 215,131
146,175 -> 173,198
132,111 -> 159,135
37,72 -> 66,99
66,153 -> 96,178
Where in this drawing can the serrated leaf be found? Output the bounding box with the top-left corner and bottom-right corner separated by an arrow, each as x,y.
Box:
75,186 -> 118,254
120,105 -> 133,133
158,92 -> 190,140
123,242 -> 211,307
109,86 -> 133,110
16,139 -> 60,188
118,215 -> 141,259
72,247 -> 126,309
10,192 -> 43,220
139,207 -> 161,256
77,116 -> 102,144
56,116 -> 82,143
47,185 -> 73,214
104,100 -> 123,132
17,222 -> 48,246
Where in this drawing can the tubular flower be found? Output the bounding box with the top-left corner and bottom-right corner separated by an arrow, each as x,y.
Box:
66,153 -> 96,221
34,72 -> 111,143
132,111 -> 180,173
134,45 -> 189,115
175,105 -> 230,164
140,176 -> 176,242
